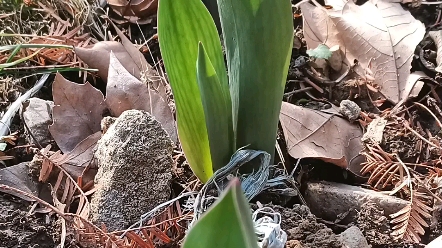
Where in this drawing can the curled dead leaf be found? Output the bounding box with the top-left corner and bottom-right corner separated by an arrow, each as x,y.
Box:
106,52 -> 177,142
49,74 -> 106,153
75,41 -> 144,82
279,102 -> 365,175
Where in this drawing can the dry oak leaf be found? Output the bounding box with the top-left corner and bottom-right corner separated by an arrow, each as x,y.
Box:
57,131 -> 101,169
49,73 -> 107,153
301,0 -> 425,103
75,41 -> 145,82
106,52 -> 177,143
75,22 -> 169,101
279,102 -> 364,175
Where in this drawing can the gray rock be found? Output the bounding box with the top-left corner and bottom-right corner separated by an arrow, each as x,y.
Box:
305,181 -> 409,224
20,98 -> 54,147
90,110 -> 173,231
339,100 -> 361,122
338,226 -> 371,248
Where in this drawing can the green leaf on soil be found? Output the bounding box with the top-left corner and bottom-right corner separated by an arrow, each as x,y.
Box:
158,0 -> 228,182
182,178 -> 258,248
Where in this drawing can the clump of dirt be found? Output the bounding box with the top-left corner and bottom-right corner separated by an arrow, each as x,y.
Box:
382,124 -> 420,162
0,193 -> 59,248
357,201 -> 418,248
430,204 -> 442,241
258,203 -> 345,248
357,201 -> 394,246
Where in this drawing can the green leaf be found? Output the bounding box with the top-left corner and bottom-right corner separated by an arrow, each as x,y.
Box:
196,42 -> 234,171
158,0 -> 228,182
182,178 -> 258,248
217,0 -> 294,166
306,44 -> 332,59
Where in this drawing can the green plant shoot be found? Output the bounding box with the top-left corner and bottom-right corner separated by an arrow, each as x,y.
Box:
182,178 -> 258,248
158,0 -> 293,181
158,0 -> 228,182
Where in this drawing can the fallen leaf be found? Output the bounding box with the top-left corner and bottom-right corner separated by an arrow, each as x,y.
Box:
279,102 -> 364,175
54,132 -> 101,169
427,235 -> 442,248
109,21 -> 169,101
49,74 -> 107,153
38,138 -> 97,192
106,52 -> 177,142
107,0 -> 158,19
301,0 -> 425,103
75,41 -> 144,82
0,162 -> 40,201
75,24 -> 169,102
57,132 -> 99,189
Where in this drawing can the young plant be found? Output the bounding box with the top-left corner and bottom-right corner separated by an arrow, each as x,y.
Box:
158,0 -> 293,182
182,178 -> 258,248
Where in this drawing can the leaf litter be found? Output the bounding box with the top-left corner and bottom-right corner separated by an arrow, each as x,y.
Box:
1,16 -> 179,245
49,74 -> 107,153
45,57 -> 176,192
301,0 -> 425,103
274,0 -> 442,244
279,101 -> 365,175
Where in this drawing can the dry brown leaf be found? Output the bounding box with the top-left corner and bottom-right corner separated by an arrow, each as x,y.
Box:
0,163 -> 40,201
49,74 -> 107,153
57,131 -> 100,169
109,21 -> 169,101
279,102 -> 364,174
107,53 -> 177,142
58,132 -> 99,190
301,0 -> 425,103
107,0 -> 158,19
76,22 -> 169,100
75,41 -> 144,82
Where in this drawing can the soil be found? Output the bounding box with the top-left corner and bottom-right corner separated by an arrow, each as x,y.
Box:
356,201 -> 421,248
0,193 -> 59,248
256,204 -> 345,248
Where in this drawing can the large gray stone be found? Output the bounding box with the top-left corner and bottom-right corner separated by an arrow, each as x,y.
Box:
305,181 -> 408,224
90,110 -> 173,231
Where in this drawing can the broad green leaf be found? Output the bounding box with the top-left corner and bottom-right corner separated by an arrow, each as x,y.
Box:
196,42 -> 234,171
217,0 -> 294,166
182,178 -> 258,248
202,0 -> 221,33
158,0 -> 228,182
